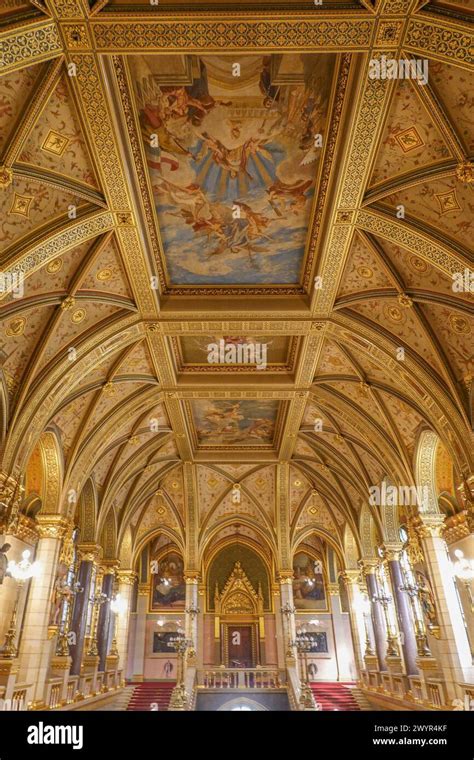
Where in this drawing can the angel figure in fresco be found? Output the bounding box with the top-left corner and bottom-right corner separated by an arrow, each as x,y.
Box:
141,104 -> 191,172
231,202 -> 272,240
267,177 -> 312,215
154,59 -> 232,130
246,418 -> 275,441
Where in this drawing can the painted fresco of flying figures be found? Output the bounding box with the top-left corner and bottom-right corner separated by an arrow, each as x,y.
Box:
133,54 -> 334,285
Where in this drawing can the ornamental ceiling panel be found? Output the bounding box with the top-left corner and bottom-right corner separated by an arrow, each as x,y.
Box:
318,379 -> 388,427
128,52 -> 337,290
379,177 -> 473,250
347,299 -> 445,374
0,63 -> 43,154
429,60 -> 473,154
289,465 -> 312,521
53,389 -> 97,458
241,465 -> 275,519
171,333 -> 297,373
369,78 -> 452,188
197,465 -> 233,519
351,442 -> 385,484
378,237 -> 473,304
217,464 -> 258,479
0,178 -> 85,253
80,379 -> 154,440
294,490 -> 338,536
419,302 -> 473,384
115,339 -> 156,377
80,236 -> 134,300
211,487 -> 265,525
18,72 -> 99,190
0,303 -> 55,398
377,389 -> 424,456
312,339 -> 356,377
336,231 -> 394,298
37,302 -> 126,370
186,398 -> 283,449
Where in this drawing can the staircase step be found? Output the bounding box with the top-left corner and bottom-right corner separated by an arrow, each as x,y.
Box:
310,682 -> 361,712
126,682 -> 176,712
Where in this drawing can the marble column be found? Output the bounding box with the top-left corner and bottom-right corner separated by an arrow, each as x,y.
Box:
364,563 -> 388,671
340,571 -> 365,674
115,570 -> 137,672
69,544 -> 100,676
97,567 -> 116,671
131,583 -> 149,681
418,514 -> 473,699
385,546 -> 419,676
18,515 -> 69,705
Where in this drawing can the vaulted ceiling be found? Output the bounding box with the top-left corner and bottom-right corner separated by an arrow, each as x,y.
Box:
0,0 -> 472,564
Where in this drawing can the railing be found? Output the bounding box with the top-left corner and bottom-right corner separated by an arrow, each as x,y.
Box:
79,674 -> 94,698
66,677 -> 79,705
410,678 -> 424,702
200,669 -> 284,689
46,679 -> 62,709
11,684 -> 34,709
361,669 -> 452,710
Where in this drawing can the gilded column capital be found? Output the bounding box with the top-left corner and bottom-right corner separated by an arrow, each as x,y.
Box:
278,570 -> 294,583
417,514 -> 447,539
383,544 -> 403,562
138,582 -> 150,596
184,571 -> 200,584
340,570 -> 361,586
327,582 -> 340,596
100,559 -> 120,575
77,542 -> 102,562
36,514 -> 70,540
117,570 -> 138,586
358,559 -> 379,575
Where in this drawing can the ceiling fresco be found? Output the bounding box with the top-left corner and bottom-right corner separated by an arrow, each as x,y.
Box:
188,399 -> 281,448
173,334 -> 296,372
130,53 -> 336,286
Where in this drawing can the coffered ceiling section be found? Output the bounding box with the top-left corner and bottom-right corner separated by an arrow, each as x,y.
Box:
126,52 -> 338,291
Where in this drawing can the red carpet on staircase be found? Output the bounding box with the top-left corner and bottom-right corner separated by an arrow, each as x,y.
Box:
126,681 -> 176,711
310,682 -> 361,711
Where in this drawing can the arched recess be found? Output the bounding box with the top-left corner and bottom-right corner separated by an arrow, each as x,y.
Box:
23,429 -> 64,515
291,536 -> 331,612
205,539 -> 273,614
414,430 -> 442,515
76,478 -> 98,542
132,526 -> 185,570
